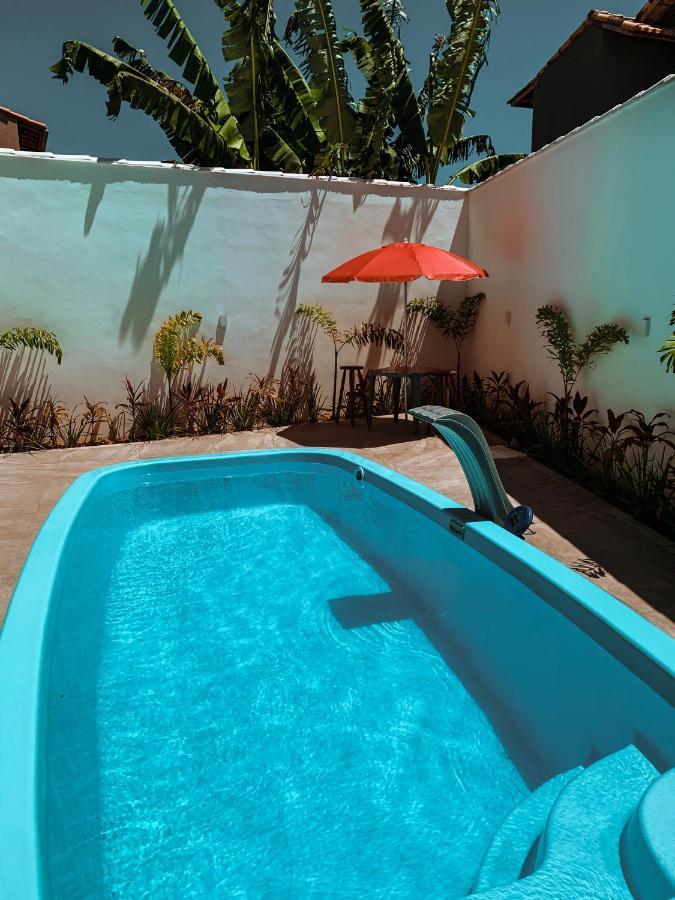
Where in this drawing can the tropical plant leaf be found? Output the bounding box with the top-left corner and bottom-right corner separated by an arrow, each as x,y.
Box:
446,134 -> 493,163
110,68 -> 246,165
357,0 -> 426,171
271,40 -> 324,150
382,0 -> 408,32
140,0 -> 224,107
658,309 -> 675,373
217,0 -> 275,168
340,33 -> 396,177
285,0 -> 355,148
427,0 -> 499,183
0,327 -> 63,363
345,321 -> 403,350
295,303 -> 339,338
260,126 -> 304,172
450,152 -> 525,184
51,40 -> 250,165
139,0 -> 250,155
153,309 -> 224,383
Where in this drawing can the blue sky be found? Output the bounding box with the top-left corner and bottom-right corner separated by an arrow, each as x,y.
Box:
1,0 -> 643,171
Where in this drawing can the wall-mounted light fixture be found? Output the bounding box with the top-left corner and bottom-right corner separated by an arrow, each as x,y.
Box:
216,315 -> 228,346
642,316 -> 651,338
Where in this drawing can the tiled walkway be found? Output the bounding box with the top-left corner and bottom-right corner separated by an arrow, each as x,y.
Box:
1,418 -> 673,634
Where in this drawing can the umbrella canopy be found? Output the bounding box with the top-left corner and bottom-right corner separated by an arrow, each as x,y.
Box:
321,240 -> 489,422
321,241 -> 488,284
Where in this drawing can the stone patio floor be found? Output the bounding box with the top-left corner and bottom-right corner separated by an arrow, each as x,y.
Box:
1,417 -> 673,635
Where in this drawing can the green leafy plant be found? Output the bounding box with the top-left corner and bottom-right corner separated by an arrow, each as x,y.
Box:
0,327 -> 63,363
462,370 -> 675,538
51,0 -> 514,183
658,308 -> 675,373
407,292 -> 484,389
535,305 -> 629,403
153,309 -> 224,421
295,303 -> 402,418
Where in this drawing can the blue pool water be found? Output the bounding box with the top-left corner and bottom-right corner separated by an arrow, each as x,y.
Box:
45,473 -> 527,897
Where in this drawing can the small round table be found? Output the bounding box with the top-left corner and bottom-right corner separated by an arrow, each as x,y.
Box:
366,366 -> 457,435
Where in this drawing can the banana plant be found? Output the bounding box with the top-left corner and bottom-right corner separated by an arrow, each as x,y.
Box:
284,0 -> 357,175
51,0 -> 254,168
50,0 -> 513,184
217,0 -> 322,172
339,0 -> 514,183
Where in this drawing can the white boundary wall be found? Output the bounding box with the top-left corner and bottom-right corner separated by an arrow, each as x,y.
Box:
0,155 -> 465,409
466,76 -> 675,419
0,76 -> 674,418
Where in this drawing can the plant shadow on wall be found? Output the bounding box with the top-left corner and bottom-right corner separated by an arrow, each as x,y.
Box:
270,188 -> 326,379
118,183 -> 206,350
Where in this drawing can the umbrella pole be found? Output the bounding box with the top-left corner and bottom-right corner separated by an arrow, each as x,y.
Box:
403,281 -> 408,421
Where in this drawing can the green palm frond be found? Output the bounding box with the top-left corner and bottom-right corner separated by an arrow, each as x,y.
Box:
450,152 -> 525,184
382,0 -> 408,32
218,0 -> 275,169
110,67 -> 246,166
295,303 -> 339,338
140,0 -> 229,111
51,40 -> 250,166
0,328 -> 63,364
271,40 -> 324,152
340,33 -> 396,178
153,309 -> 224,382
357,0 -> 426,175
427,0 -> 499,183
285,0 -> 355,149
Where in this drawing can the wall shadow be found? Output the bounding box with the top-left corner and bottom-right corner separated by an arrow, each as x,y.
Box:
493,456 -> 675,625
269,188 -> 326,378
118,183 -> 206,351
278,417 -> 420,450
0,348 -> 53,426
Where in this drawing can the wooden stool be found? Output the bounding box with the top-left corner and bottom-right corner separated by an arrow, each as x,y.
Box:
336,365 -> 366,426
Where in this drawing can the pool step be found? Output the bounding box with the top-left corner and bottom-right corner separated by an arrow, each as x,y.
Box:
471,767 -> 582,893
471,745 -> 658,899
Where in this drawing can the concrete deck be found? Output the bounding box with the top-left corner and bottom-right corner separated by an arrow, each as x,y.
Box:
1,417 -> 673,635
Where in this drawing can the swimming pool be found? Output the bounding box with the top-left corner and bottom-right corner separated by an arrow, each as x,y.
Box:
0,450 -> 673,898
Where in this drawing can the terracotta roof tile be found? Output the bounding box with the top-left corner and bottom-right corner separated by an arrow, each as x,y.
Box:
509,10 -> 675,108
0,106 -> 48,152
637,0 -> 675,26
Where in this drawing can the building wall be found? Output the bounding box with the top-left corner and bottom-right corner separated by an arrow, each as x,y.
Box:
467,75 -> 675,419
531,26 -> 675,151
0,154 -> 466,410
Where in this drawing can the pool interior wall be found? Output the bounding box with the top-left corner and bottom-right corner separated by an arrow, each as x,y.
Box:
0,450 -> 673,898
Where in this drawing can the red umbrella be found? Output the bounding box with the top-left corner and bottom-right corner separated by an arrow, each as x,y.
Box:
322,240 -> 488,416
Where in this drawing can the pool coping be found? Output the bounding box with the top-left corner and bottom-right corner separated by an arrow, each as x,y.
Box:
0,448 -> 673,898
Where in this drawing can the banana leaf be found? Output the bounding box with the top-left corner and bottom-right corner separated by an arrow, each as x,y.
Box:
51,40 -> 250,165
285,0 -> 355,147
449,152 -> 525,185
140,0 -> 226,109
358,0 -> 426,168
427,0 -> 499,182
